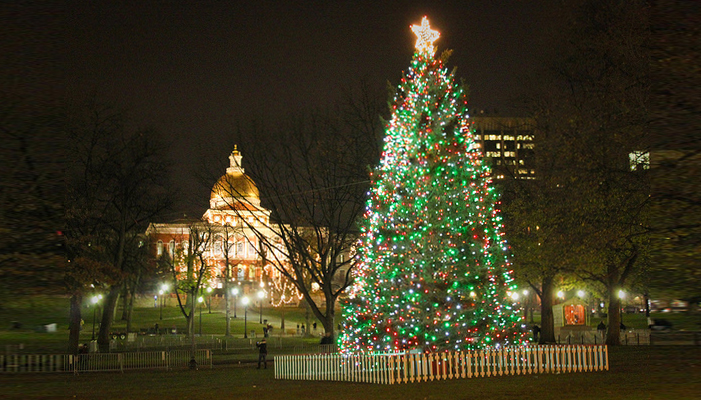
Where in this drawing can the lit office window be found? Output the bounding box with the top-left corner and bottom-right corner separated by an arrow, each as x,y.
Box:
629,151 -> 650,170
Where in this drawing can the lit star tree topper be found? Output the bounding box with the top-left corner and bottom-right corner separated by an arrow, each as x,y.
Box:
339,17 -> 527,354
411,16 -> 440,55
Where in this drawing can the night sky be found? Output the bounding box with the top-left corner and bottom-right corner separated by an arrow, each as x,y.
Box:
10,1 -> 559,214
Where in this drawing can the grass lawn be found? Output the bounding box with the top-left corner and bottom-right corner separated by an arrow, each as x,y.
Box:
0,346 -> 698,400
0,295 -> 328,353
2,296 -> 700,399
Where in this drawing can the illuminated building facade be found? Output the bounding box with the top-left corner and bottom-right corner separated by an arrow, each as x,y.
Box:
471,116 -> 536,180
146,147 -> 301,306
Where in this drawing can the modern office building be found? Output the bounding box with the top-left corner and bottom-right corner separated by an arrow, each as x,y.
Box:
470,116 -> 536,180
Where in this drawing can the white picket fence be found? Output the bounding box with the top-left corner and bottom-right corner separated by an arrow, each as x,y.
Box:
274,345 -> 608,384
0,349 -> 212,374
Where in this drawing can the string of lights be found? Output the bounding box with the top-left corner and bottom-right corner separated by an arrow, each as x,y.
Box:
339,17 -> 526,354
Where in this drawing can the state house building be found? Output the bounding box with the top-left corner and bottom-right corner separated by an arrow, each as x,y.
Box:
146,147 -> 301,306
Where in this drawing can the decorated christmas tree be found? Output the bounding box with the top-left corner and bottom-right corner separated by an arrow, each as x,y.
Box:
340,17 -> 526,353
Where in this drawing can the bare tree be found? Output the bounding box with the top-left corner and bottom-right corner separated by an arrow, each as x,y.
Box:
152,220 -> 214,343
65,101 -> 173,352
518,0 -> 650,345
204,101 -> 381,340
217,222 -> 245,336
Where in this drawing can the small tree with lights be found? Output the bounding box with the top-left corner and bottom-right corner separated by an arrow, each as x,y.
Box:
340,17 -> 526,353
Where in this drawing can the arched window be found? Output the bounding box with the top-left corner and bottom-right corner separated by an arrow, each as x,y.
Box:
213,236 -> 223,256
248,238 -> 257,258
157,240 -> 164,256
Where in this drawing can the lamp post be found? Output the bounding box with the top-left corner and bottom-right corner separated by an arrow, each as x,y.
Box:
231,288 -> 239,318
90,295 -> 99,340
198,296 -> 204,336
158,290 -> 164,320
257,290 -> 265,324
160,283 -> 169,320
242,297 -> 249,338
207,287 -> 213,314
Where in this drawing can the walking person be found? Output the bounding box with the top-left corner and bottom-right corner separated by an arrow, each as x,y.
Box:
597,320 -> 606,340
256,339 -> 268,369
532,324 -> 541,343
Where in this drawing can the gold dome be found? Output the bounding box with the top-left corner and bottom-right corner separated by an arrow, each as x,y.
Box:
210,172 -> 259,200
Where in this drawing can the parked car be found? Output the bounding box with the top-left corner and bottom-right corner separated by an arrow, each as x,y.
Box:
110,331 -> 128,340
649,319 -> 673,332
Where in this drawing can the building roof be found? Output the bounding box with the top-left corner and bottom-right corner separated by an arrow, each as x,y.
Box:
210,147 -> 261,209
211,172 -> 259,200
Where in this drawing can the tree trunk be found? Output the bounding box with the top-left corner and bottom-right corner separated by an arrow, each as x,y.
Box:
686,297 -> 699,315
68,292 -> 82,354
323,293 -> 336,342
304,298 -> 312,337
120,284 -> 129,320
189,288 -> 197,354
225,285 -> 231,337
606,285 -> 622,346
97,285 -> 121,352
125,285 -> 136,333
644,292 -> 650,317
539,274 -> 556,344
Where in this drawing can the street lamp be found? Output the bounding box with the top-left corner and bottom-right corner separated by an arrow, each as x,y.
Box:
161,282 -> 169,303
257,290 -> 265,324
242,297 -> 250,338
90,295 -> 100,340
198,296 -> 204,336
231,288 -> 239,318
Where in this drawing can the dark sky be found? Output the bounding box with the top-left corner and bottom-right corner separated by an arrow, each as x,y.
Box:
9,1 -> 559,214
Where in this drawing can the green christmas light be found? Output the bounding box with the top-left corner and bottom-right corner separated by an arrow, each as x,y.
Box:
340,17 -> 526,353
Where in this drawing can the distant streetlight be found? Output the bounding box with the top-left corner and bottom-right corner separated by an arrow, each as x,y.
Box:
231,287 -> 239,318
577,290 -> 586,298
207,287 -> 213,314
242,297 -> 250,338
159,283 -> 169,320
522,289 -> 529,296
198,296 -> 204,335
618,290 -> 626,299
257,290 -> 265,324
557,291 -> 565,299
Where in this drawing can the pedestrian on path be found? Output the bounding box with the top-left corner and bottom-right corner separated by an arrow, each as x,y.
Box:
597,320 -> 606,339
256,339 -> 268,369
